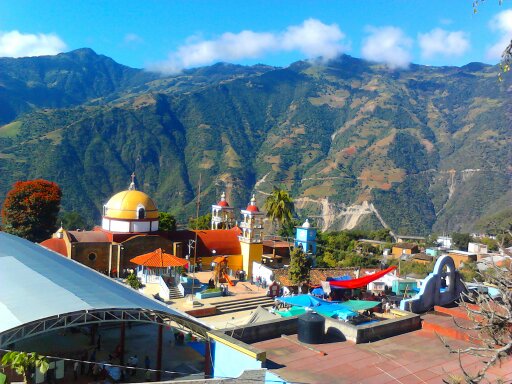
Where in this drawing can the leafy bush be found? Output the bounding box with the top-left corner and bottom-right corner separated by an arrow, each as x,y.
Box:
126,273 -> 142,289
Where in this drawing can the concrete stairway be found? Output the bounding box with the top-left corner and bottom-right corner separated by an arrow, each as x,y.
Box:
168,286 -> 184,300
211,296 -> 275,314
421,306 -> 480,344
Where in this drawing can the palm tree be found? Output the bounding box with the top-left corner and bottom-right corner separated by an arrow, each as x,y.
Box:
264,186 -> 294,232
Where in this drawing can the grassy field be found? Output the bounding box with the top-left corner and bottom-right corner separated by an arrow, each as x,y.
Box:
0,121 -> 21,138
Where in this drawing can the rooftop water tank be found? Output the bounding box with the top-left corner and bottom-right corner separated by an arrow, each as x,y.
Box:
297,312 -> 325,344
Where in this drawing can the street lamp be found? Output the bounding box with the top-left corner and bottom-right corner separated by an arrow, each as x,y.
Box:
211,250 -> 216,271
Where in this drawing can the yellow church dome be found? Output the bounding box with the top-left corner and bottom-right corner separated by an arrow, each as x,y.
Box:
103,190 -> 159,220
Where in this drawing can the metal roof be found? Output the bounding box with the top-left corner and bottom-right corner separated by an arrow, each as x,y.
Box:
0,232 -> 209,340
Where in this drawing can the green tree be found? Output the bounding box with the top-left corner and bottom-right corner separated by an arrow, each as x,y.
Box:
278,218 -> 301,238
59,211 -> 86,230
159,212 -> 177,231
189,213 -> 212,230
1,179 -> 62,242
452,233 -> 473,251
1,351 -> 49,383
264,186 -> 294,232
288,247 -> 311,290
473,1 -> 511,80
319,251 -> 338,268
126,273 -> 142,289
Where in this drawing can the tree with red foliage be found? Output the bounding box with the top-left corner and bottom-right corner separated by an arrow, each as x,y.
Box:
1,179 -> 62,242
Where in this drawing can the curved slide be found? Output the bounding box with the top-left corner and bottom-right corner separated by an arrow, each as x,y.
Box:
223,272 -> 235,286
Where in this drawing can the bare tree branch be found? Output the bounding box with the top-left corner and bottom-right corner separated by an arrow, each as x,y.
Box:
441,261 -> 512,383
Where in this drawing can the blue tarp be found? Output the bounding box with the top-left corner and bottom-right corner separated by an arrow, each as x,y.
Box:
327,275 -> 351,281
276,294 -> 329,307
188,341 -> 206,356
276,295 -> 379,320
315,304 -> 357,319
311,287 -> 324,296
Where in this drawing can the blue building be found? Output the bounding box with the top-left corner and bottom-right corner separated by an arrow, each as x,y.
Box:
294,219 -> 317,255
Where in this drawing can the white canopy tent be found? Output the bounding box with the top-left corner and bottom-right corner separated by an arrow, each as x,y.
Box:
0,232 -> 210,347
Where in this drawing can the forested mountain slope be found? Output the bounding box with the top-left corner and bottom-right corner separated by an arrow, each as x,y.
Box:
0,49 -> 510,235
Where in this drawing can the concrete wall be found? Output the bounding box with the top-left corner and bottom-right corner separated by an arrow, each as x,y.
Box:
222,317 -> 298,344
325,311 -> 421,343
120,235 -> 174,269
144,369 -> 268,383
252,262 -> 274,285
223,310 -> 420,345
72,242 -> 112,271
213,340 -> 262,379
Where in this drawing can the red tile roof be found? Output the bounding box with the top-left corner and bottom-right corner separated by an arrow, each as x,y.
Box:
246,204 -> 259,212
130,248 -> 187,267
40,238 -> 68,256
193,229 -> 241,256
263,239 -> 293,248
68,230 -> 110,243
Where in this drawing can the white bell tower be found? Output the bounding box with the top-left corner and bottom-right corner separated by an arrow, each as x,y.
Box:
211,192 -> 235,229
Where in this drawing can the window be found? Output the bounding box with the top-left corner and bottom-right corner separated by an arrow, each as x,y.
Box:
88,252 -> 97,261
138,207 -> 145,219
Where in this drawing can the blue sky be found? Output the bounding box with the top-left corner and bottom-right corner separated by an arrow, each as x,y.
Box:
0,1 -> 510,73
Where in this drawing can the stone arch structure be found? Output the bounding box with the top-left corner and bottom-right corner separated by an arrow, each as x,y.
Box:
400,255 -> 467,313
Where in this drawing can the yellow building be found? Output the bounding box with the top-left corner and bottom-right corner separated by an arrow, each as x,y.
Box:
42,174 -> 174,275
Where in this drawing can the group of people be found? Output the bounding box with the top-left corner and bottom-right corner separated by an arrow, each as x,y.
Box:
219,283 -> 229,296
68,339 -> 153,383
254,275 -> 268,288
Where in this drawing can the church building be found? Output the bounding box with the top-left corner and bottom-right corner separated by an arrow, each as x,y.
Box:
42,177 -> 268,280
41,175 -> 175,275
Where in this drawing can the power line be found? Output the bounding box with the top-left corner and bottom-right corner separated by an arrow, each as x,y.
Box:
0,347 -> 301,383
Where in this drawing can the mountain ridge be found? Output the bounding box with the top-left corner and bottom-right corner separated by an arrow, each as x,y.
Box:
0,49 -> 510,235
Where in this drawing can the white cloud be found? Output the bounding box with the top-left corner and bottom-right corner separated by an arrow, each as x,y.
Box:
281,19 -> 345,60
487,9 -> 512,60
419,28 -> 470,59
361,26 -> 412,69
124,33 -> 144,45
0,30 -> 67,58
151,19 -> 347,74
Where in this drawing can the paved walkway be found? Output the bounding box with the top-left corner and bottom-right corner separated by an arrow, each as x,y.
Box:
254,330 -> 512,383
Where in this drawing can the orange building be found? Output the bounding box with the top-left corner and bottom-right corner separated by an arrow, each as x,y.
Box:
391,243 -> 420,258
447,250 -> 477,269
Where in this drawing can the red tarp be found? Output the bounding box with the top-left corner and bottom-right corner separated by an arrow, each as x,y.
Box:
328,266 -> 397,289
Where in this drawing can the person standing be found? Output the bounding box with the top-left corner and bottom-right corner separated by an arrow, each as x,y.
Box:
73,361 -> 79,381
80,351 -> 87,375
131,355 -> 138,376
96,333 -> 101,351
144,355 -> 150,370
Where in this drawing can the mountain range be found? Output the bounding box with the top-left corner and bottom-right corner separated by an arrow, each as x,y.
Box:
0,48 -> 510,235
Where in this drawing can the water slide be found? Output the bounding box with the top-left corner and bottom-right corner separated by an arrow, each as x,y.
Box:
223,272 -> 235,286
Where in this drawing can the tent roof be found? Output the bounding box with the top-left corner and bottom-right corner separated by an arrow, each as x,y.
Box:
275,295 -> 380,317
0,232 -> 207,337
130,248 -> 187,267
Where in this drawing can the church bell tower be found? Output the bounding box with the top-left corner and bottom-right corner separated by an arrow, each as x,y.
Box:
211,192 -> 235,229
239,195 -> 264,279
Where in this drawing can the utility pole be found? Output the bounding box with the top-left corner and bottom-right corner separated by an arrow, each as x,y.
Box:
191,174 -> 202,296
